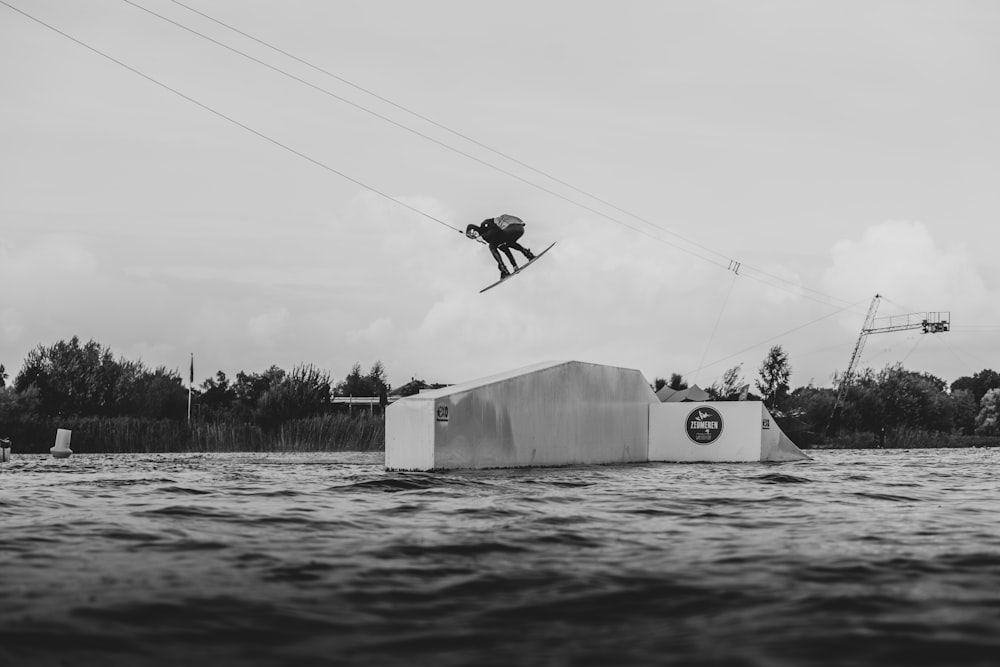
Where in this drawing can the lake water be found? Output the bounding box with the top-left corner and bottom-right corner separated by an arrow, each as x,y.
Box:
1,448 -> 998,666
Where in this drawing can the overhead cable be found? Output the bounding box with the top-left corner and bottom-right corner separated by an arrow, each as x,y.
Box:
141,0 -> 856,308
0,0 -> 462,235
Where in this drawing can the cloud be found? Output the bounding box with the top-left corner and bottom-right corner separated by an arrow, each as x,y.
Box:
757,264 -> 805,303
382,212 -> 736,382
0,308 -> 24,343
0,235 -> 105,362
248,307 -> 291,345
1,235 -> 99,304
821,220 -> 988,314
348,316 -> 394,345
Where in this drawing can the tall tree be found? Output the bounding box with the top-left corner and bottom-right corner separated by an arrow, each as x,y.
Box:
256,364 -> 333,427
336,361 -> 390,397
880,365 -> 953,432
337,363 -> 367,397
233,366 -> 285,409
15,336 -> 120,416
710,364 -> 744,400
756,345 -> 791,410
975,388 -> 1000,436
132,366 -> 187,420
200,371 -> 238,414
668,373 -> 688,391
951,369 -> 1000,407
950,389 -> 978,435
367,361 -> 389,399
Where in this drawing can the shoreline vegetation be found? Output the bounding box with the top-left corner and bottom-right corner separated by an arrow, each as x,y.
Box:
2,336 -> 999,455
6,414 -> 385,455
807,429 -> 1000,450
3,415 -> 998,455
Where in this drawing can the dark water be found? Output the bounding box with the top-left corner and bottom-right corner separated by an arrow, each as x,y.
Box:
1,449 -> 998,667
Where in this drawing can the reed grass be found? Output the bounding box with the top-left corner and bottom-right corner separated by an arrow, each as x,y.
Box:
10,416 -> 996,454
4,414 -> 385,454
813,428 -> 1000,449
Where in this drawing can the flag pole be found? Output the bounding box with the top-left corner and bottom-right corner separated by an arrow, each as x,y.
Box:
188,352 -> 193,423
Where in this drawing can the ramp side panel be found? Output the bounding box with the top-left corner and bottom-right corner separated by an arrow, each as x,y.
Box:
385,398 -> 436,471
759,403 -> 780,461
432,361 -> 654,469
649,402 -> 764,462
760,406 -> 811,462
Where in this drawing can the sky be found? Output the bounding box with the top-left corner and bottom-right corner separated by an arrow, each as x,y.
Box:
2,0 -> 998,393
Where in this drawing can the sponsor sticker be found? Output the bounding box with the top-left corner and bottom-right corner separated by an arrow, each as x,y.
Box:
685,405 -> 723,445
435,405 -> 449,422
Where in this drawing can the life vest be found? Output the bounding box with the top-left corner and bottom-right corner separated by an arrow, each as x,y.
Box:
494,214 -> 524,230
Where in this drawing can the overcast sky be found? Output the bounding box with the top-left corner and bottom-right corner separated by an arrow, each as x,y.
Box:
2,0 -> 998,393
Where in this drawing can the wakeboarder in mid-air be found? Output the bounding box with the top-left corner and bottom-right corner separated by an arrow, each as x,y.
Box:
466,214 -> 557,293
466,214 -> 536,279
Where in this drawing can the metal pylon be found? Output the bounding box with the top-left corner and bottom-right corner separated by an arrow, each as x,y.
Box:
827,294 -> 951,433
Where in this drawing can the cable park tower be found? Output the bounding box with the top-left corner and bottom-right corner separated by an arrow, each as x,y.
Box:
828,294 -> 950,432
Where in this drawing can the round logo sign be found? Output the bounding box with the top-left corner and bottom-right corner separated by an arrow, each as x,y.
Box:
685,405 -> 723,445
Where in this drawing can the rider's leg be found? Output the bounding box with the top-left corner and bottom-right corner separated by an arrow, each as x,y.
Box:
500,245 -> 519,271
507,240 -> 534,261
504,226 -> 533,260
490,245 -> 511,277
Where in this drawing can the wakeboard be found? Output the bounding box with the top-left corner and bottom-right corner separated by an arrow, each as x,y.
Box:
479,242 -> 556,293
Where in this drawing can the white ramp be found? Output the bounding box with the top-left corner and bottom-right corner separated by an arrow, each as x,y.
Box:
648,402 -> 809,463
386,360 -> 656,471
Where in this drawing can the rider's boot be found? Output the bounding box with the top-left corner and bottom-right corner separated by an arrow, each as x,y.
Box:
523,248 -> 535,261
498,264 -> 512,280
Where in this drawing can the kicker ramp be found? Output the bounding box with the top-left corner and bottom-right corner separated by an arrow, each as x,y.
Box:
386,360 -> 656,471
385,360 -> 809,471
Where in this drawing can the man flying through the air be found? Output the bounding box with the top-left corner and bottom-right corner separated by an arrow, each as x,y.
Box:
466,214 -> 535,279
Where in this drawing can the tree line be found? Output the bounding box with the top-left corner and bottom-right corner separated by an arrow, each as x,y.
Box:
0,336 -> 408,450
656,345 -> 1000,443
1,337 -> 397,420
2,337 -> 998,449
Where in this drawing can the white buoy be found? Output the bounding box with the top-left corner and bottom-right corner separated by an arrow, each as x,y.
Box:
1,437 -> 10,463
51,429 -> 73,459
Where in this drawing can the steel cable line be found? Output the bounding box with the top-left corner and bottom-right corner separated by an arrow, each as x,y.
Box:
927,329 -> 992,371
120,0 -> 731,266
682,298 -> 867,379
3,1 -> 885,386
6,0 -> 863,316
694,272 -> 738,385
168,0 -> 861,309
167,0 -> 734,260
169,1 -> 691,238
898,333 -> 925,366
720,266 -> 865,311
167,0 -> 862,311
878,295 -> 921,317
0,0 -> 462,235
127,0 -> 862,308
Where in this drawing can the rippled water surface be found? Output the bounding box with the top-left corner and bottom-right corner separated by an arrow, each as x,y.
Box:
1,449 -> 998,666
